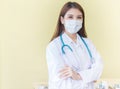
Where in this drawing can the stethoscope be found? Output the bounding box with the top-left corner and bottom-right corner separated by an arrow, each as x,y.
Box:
60,33 -> 93,63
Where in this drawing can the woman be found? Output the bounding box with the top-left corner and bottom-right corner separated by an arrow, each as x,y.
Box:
46,1 -> 103,89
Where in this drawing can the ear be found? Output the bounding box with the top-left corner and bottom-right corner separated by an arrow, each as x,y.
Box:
60,16 -> 64,24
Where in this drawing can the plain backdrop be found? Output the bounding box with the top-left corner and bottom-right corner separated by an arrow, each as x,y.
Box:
0,0 -> 120,89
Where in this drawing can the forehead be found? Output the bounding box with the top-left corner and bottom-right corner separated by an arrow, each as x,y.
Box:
65,8 -> 82,16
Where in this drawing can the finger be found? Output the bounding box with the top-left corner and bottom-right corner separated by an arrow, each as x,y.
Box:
60,67 -> 72,73
59,68 -> 68,73
73,72 -> 79,80
74,74 -> 80,80
59,67 -> 73,75
59,70 -> 72,78
71,71 -> 80,80
59,67 -> 72,73
60,72 -> 70,78
65,65 -> 69,67
60,68 -> 73,78
72,73 -> 78,80
59,69 -> 70,75
62,73 -> 71,79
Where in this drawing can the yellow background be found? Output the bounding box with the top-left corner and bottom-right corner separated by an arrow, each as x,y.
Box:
0,0 -> 120,89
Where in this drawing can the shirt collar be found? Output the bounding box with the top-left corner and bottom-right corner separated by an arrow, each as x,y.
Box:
61,32 -> 81,45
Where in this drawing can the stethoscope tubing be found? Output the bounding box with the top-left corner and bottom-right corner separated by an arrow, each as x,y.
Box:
60,33 -> 93,60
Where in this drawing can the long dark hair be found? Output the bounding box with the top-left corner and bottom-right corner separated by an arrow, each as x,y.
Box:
51,1 -> 87,41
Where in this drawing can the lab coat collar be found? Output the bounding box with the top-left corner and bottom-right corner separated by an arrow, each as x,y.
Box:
62,32 -> 80,45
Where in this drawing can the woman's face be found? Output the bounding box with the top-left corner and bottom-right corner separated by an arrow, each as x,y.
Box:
61,8 -> 83,24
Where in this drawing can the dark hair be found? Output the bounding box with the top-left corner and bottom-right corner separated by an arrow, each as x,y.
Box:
51,1 -> 87,41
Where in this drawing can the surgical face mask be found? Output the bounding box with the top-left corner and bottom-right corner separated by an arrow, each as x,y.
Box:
64,20 -> 83,34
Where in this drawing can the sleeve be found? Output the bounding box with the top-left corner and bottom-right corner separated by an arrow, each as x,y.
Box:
77,39 -> 104,83
46,42 -> 84,89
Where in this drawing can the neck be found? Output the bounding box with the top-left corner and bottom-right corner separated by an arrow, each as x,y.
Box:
65,31 -> 77,43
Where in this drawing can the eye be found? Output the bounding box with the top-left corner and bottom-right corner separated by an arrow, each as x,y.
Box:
77,16 -> 82,19
68,16 -> 73,19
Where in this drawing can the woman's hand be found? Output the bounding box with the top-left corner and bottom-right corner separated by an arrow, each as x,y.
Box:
59,65 -> 82,80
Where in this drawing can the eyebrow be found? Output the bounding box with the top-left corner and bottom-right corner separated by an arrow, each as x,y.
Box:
67,14 -> 82,16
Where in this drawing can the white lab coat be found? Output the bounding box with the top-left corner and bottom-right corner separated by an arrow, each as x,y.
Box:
46,32 -> 103,89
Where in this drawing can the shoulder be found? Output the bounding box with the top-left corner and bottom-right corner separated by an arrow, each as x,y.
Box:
82,37 -> 93,44
46,36 -> 61,51
81,37 -> 95,49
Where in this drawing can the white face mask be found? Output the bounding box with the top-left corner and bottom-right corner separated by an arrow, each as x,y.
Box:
64,20 -> 83,34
